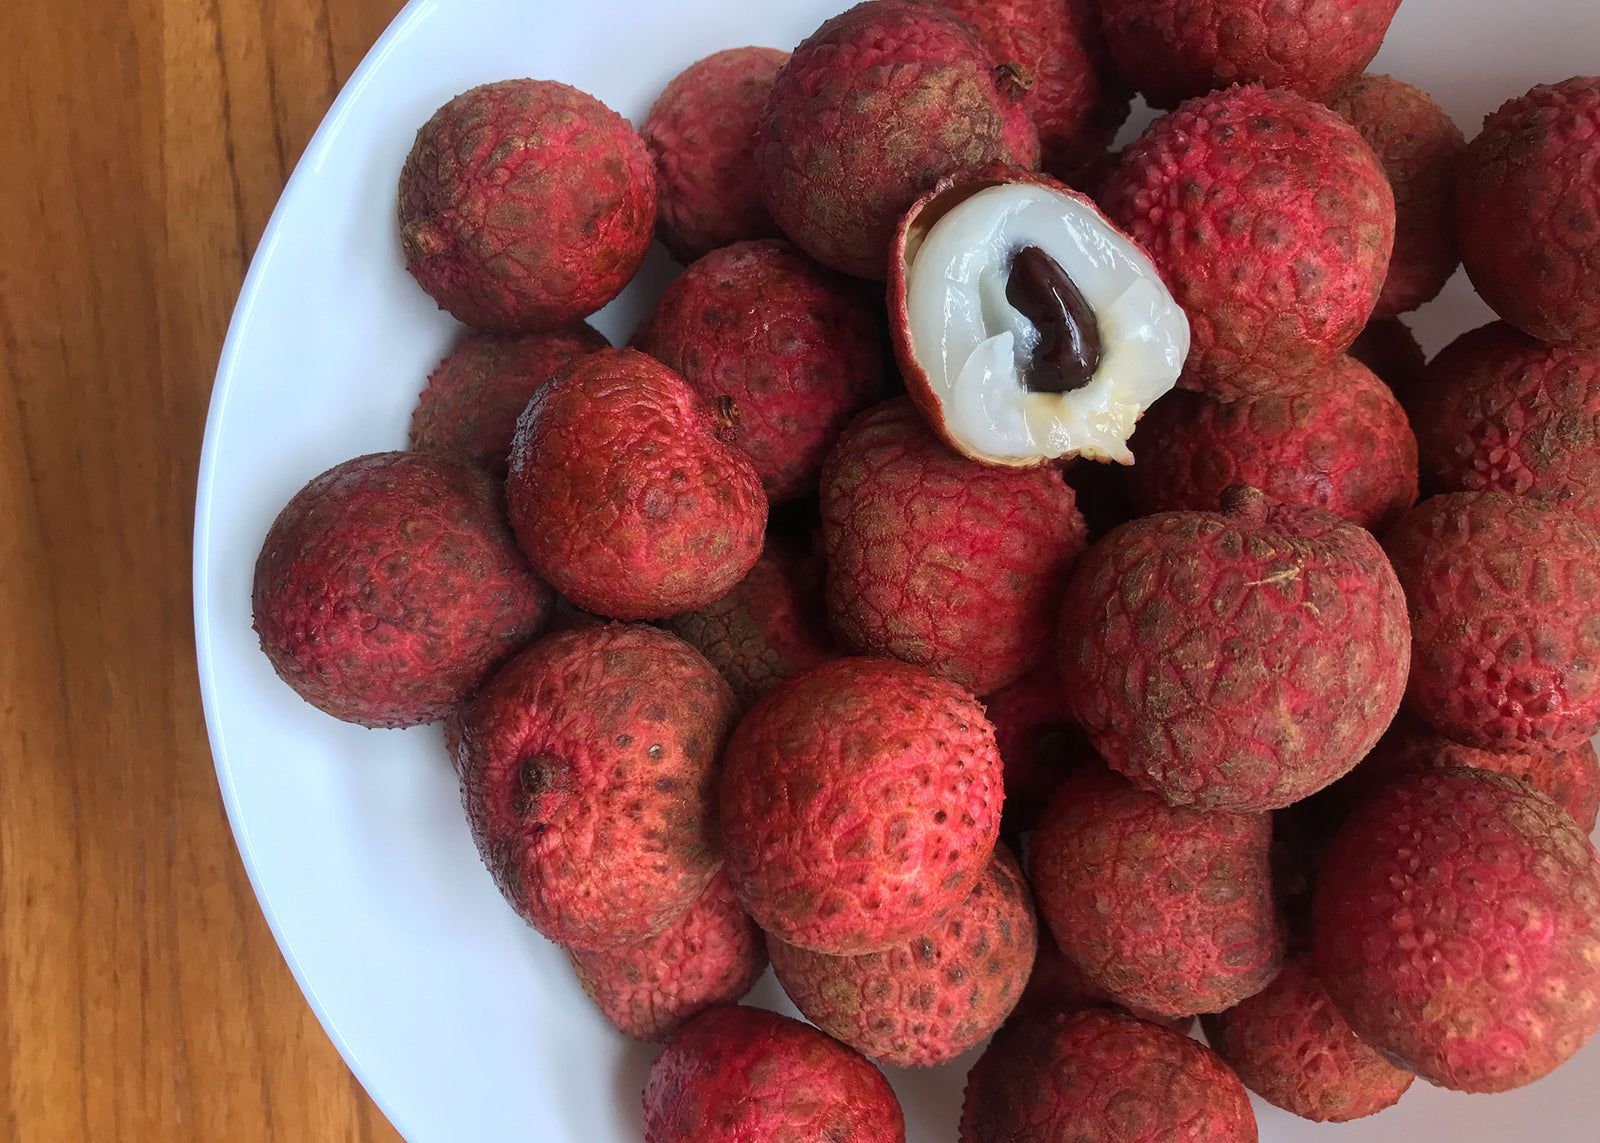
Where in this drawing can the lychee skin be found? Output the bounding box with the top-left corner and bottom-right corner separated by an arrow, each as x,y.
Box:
1128,355 -> 1417,533
822,398 -> 1089,696
1030,764 -> 1284,1018
756,0 -> 1038,280
1201,956 -> 1413,1122
252,452 -> 552,729
1313,768 -> 1600,1092
959,1007 -> 1258,1143
1457,77 -> 1600,352
451,624 -> 737,950
506,348 -> 767,621
567,872 -> 767,1042
643,1006 -> 905,1143
1100,0 -> 1400,110
1381,492 -> 1600,753
408,323 -> 608,479
720,657 -> 1002,956
769,846 -> 1037,1067
982,656 -> 1088,836
632,239 -> 885,502
1018,925 -> 1195,1033
1060,486 -> 1410,810
398,80 -> 655,332
1102,86 -> 1395,399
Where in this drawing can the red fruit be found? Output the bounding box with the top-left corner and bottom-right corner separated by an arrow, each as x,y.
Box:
1127,354 -> 1418,532
1314,768 -> 1600,1092
451,624 -> 737,949
632,239 -> 884,502
640,48 -> 789,263
821,398 -> 1089,694
398,80 -> 655,332
1060,486 -> 1409,810
252,452 -> 551,729
720,657 -> 1002,955
567,872 -> 767,1042
959,1007 -> 1258,1143
1202,956 -> 1413,1122
1381,492 -> 1600,752
1019,922 -> 1196,1033
1348,316 -> 1426,403
643,1006 -> 905,1143
1457,77 -> 1600,351
506,347 -> 767,620
408,324 -> 608,479
769,846 -> 1037,1066
982,657 -> 1090,836
1102,86 -> 1395,399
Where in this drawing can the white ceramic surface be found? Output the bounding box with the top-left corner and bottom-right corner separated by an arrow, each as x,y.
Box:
193,1 -> 1600,1139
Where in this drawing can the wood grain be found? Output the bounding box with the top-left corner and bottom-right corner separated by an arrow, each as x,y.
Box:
0,1 -> 409,1138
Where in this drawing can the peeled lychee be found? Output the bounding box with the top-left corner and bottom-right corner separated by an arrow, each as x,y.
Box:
982,656 -> 1088,835
398,80 -> 655,332
506,347 -> 767,620
252,452 -> 552,728
719,657 -> 1002,955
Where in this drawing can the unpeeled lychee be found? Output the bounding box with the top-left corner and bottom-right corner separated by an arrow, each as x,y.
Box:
1018,925 -> 1195,1033
1348,316 -> 1426,402
982,656 -> 1088,835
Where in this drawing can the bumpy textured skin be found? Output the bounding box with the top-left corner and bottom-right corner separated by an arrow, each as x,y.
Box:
959,1008 -> 1258,1143
1348,316 -> 1426,404
1410,323 -> 1600,529
1100,0 -> 1399,109
1202,957 -> 1413,1122
1127,355 -> 1418,532
982,657 -> 1089,836
1018,924 -> 1195,1032
567,872 -> 767,1042
252,452 -> 552,728
822,399 -> 1089,695
1102,86 -> 1395,399
720,657 -> 1002,955
1328,74 -> 1465,319
1060,486 -> 1409,809
769,847 -> 1037,1066
633,240 -> 885,502
1381,492 -> 1600,752
643,1006 -> 905,1143
640,48 -> 789,264
756,0 -> 1038,280
408,323 -> 608,479
451,624 -> 737,949
1456,77 -> 1600,351
398,80 -> 655,331
1030,764 -> 1284,1016
506,348 -> 767,620
1314,768 -> 1600,1091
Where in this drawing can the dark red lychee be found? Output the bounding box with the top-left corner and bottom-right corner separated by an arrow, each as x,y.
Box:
1018,921 -> 1196,1033
981,656 -> 1089,836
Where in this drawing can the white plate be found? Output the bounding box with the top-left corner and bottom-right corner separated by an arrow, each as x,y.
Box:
193,1 -> 1600,1139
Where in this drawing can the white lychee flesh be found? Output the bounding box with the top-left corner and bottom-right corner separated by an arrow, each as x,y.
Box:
902,182 -> 1189,465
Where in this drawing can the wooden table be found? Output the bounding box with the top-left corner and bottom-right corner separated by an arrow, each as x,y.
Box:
2,1 -> 409,1138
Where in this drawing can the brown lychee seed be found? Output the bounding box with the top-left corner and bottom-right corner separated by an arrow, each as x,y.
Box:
890,172 -> 1188,466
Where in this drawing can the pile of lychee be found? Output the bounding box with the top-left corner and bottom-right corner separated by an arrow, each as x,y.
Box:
249,0 -> 1600,1138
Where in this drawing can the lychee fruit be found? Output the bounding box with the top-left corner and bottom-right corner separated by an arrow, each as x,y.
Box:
1060,485 -> 1410,810
642,1005 -> 905,1143
398,80 -> 655,332
252,452 -> 552,729
506,347 -> 766,620
1030,764 -> 1284,1018
408,323 -> 608,479
719,656 -> 1002,955
1327,73 -> 1466,318
632,239 -> 884,502
755,0 -> 1038,280
1126,354 -> 1418,532
1201,956 -> 1414,1122
769,845 -> 1036,1067
1018,925 -> 1195,1033
1381,491 -> 1600,753
1348,316 -> 1426,402
1314,767 -> 1600,1092
640,47 -> 789,264
451,623 -> 737,950
1102,85 -> 1395,399
820,398 -> 1089,695
982,656 -> 1089,835
1456,76 -> 1600,351
566,872 -> 767,1042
